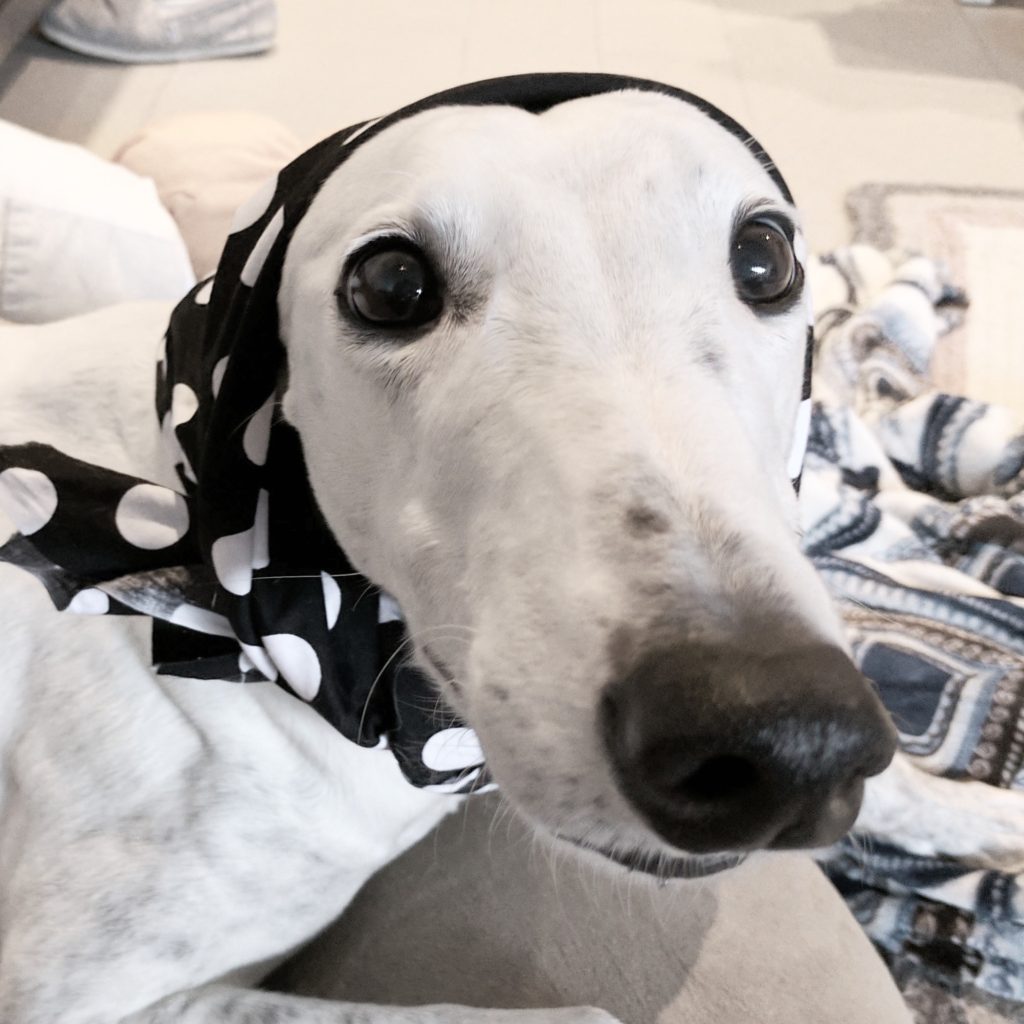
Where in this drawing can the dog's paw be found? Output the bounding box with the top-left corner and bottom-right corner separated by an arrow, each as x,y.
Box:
915,778 -> 1024,873
858,754 -> 1024,872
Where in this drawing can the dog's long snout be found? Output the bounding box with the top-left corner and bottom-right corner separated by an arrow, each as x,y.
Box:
601,643 -> 898,854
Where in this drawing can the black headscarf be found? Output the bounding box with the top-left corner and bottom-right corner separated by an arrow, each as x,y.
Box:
0,74 -> 812,792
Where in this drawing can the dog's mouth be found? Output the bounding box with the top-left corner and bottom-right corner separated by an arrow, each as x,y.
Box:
556,834 -> 748,880
416,646 -> 749,882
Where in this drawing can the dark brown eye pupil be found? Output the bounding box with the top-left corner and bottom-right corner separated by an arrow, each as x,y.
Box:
341,244 -> 442,327
731,220 -> 797,305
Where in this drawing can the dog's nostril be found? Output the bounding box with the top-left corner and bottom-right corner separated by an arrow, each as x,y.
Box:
675,755 -> 758,803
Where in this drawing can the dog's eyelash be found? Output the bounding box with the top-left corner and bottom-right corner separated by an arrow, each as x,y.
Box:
732,199 -> 796,241
341,226 -> 418,263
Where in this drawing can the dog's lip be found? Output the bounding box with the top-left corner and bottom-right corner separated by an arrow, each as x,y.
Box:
556,834 -> 748,880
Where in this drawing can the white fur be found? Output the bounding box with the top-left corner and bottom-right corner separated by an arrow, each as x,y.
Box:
1,93 -> 1021,1024
280,94 -> 840,855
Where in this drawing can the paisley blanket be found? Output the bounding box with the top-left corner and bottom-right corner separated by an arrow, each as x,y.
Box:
804,246 -> 1024,1019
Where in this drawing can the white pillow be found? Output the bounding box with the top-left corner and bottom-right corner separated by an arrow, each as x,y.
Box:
0,120 -> 195,323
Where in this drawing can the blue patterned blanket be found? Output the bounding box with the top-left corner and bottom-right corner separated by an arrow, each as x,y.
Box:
805,246 -> 1024,1015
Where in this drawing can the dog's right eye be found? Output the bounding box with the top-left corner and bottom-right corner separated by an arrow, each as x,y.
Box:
338,240 -> 443,329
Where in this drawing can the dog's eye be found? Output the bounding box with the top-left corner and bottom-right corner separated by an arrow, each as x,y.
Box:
730,219 -> 798,306
340,242 -> 442,328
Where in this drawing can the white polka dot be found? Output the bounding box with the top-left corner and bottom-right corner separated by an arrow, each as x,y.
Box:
239,207 -> 284,287
787,398 -> 813,481
211,525 -> 255,596
0,467 -> 58,535
211,495 -> 270,596
115,485 -> 189,550
252,489 -> 270,570
211,356 -> 229,399
421,727 -> 485,772
194,277 -> 214,305
423,767 -> 483,794
321,571 -> 342,630
67,588 -> 109,614
378,592 -> 404,624
373,734 -> 390,750
170,604 -> 233,637
239,641 -> 277,682
170,383 -> 199,428
261,633 -> 322,700
242,394 -> 275,466
230,174 -> 277,233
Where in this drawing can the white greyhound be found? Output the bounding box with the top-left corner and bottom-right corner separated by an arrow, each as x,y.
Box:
1,76 -> 1022,1024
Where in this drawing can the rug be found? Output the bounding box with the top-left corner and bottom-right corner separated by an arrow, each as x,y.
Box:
846,184 -> 1024,417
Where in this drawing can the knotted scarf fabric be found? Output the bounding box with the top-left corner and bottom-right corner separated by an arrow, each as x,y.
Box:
0,73 -> 813,792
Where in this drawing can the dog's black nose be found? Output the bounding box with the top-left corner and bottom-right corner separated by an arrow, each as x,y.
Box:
601,643 -> 898,854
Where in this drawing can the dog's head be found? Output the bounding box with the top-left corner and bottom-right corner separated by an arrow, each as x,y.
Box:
280,89 -> 897,875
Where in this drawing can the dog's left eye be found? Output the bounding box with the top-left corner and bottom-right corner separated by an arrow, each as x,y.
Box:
339,241 -> 443,328
730,219 -> 798,307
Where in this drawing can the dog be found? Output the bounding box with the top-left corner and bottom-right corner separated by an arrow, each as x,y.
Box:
1,76 -> 1023,1024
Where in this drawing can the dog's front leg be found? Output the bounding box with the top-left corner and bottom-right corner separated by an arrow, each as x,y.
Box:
855,751 -> 1024,871
121,984 -> 623,1024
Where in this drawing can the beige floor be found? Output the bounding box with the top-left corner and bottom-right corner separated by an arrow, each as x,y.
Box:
1,0 -> 1022,405
0,0 -> 1021,253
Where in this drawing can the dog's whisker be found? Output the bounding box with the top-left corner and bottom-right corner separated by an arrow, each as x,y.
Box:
350,579 -> 378,611
831,592 -> 909,632
402,622 -> 479,639
250,571 -> 367,581
356,632 -> 420,742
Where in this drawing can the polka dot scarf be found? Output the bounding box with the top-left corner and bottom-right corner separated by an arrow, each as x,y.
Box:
0,74 -> 812,793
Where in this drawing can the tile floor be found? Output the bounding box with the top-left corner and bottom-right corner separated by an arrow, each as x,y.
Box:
0,0 -> 1021,252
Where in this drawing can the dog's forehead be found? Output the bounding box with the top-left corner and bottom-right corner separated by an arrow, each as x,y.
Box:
320,90 -> 791,223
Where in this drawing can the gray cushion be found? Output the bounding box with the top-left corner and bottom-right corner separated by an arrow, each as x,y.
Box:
274,795 -> 911,1023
